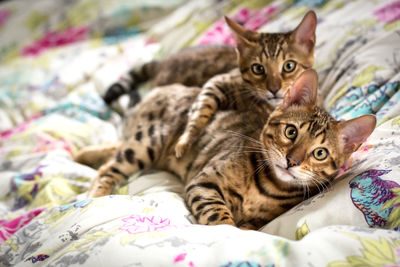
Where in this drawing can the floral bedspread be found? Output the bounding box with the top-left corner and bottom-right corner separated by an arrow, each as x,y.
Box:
1,0 -> 400,266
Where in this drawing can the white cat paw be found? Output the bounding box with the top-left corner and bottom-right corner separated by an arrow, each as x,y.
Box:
175,134 -> 190,158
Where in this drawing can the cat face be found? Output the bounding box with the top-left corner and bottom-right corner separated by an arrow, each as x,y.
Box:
225,11 -> 316,106
261,70 -> 376,190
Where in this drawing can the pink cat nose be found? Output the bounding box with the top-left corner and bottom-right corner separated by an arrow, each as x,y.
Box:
268,84 -> 281,94
286,155 -> 300,168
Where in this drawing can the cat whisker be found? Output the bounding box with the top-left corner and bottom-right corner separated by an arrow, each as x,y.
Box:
260,159 -> 272,175
253,160 -> 265,175
253,157 -> 274,176
256,158 -> 275,166
241,149 -> 269,153
230,145 -> 264,151
229,147 -> 268,154
308,178 -> 323,194
231,151 -> 264,157
311,174 -> 332,191
226,130 -> 263,145
306,183 -> 310,199
238,152 -> 267,156
308,174 -> 330,194
300,180 -> 309,200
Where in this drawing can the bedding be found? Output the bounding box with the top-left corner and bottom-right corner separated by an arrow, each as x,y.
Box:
0,0 -> 400,266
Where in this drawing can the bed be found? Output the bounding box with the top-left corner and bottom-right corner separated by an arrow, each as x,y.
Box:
1,0 -> 399,266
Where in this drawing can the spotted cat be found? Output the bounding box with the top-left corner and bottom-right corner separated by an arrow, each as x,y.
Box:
75,70 -> 376,230
174,11 -> 317,157
103,11 -> 317,135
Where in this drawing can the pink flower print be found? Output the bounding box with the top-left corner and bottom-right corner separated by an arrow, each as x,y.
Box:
196,19 -> 235,46
236,8 -> 250,22
374,1 -> 400,23
173,253 -> 195,266
0,207 -> 46,244
338,144 -> 373,175
22,25 -> 89,56
34,133 -> 73,154
244,6 -> 277,31
352,144 -> 373,159
0,115 -> 41,140
174,253 -> 187,263
119,214 -> 171,234
0,8 -> 10,28
196,5 -> 277,46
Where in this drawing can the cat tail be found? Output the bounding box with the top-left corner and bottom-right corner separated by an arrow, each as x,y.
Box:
103,61 -> 160,106
73,142 -> 123,169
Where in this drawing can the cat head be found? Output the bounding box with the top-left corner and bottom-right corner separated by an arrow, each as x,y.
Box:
225,11 -> 317,106
261,69 -> 376,190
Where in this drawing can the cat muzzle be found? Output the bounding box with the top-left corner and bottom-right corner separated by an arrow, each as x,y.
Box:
267,97 -> 284,106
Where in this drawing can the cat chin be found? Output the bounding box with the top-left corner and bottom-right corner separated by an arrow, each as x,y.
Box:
267,98 -> 283,107
273,165 -> 297,183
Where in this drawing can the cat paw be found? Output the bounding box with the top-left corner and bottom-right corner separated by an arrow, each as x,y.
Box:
175,141 -> 187,159
86,183 -> 112,199
238,224 -> 256,231
86,190 -> 105,199
175,134 -> 190,158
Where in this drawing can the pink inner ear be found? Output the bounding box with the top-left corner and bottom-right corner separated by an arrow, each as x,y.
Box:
282,69 -> 318,109
339,115 -> 376,154
293,11 -> 317,52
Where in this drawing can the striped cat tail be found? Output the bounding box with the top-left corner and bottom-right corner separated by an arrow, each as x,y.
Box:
103,61 -> 160,106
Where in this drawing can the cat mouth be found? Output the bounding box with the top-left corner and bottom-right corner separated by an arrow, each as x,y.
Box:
267,97 -> 284,106
274,165 -> 297,183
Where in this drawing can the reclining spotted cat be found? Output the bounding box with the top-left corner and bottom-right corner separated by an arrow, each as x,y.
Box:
75,70 -> 376,230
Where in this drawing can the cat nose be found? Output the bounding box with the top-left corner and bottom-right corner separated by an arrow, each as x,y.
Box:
268,84 -> 281,95
286,155 -> 300,168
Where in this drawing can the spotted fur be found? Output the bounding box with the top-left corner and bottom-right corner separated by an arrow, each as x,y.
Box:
174,11 -> 317,157
103,45 -> 237,107
75,70 -> 376,230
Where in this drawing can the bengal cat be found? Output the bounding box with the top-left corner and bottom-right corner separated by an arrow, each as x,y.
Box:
75,70 -> 376,230
175,11 -> 317,157
104,12 -> 317,148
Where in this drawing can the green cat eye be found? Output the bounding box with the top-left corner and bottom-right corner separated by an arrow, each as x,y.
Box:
313,148 -> 329,160
283,60 -> 297,73
284,125 -> 297,140
251,63 -> 265,75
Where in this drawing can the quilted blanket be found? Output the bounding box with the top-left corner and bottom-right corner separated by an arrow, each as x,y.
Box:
1,0 -> 400,266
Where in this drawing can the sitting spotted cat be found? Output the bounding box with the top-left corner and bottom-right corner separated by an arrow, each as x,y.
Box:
104,11 -> 318,157
75,70 -> 376,230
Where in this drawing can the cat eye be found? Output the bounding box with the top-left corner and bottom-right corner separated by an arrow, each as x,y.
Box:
282,60 -> 297,73
313,148 -> 329,161
251,63 -> 265,75
284,125 -> 297,140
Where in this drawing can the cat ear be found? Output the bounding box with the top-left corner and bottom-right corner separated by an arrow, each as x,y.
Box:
281,69 -> 318,109
225,16 -> 259,50
291,10 -> 317,53
338,115 -> 376,154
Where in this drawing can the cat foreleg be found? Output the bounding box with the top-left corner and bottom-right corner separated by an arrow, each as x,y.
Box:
185,176 -> 236,227
175,79 -> 228,158
87,140 -> 155,198
87,159 -> 128,198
